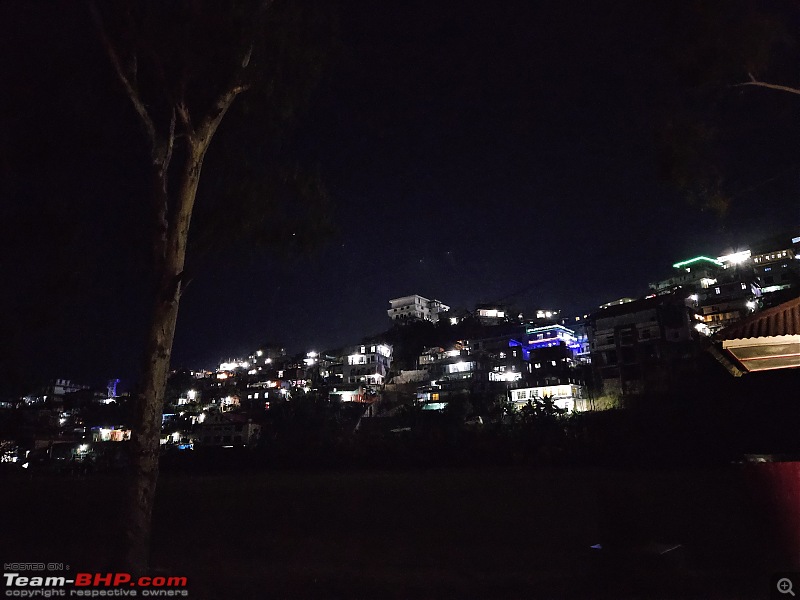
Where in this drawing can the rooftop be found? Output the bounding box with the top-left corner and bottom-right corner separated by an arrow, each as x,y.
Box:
715,295 -> 800,340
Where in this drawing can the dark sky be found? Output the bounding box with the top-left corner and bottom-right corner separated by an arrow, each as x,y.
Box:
1,0 -> 798,393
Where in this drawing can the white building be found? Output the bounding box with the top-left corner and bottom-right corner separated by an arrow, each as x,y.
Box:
475,305 -> 507,325
388,295 -> 450,323
509,384 -> 586,412
343,343 -> 393,385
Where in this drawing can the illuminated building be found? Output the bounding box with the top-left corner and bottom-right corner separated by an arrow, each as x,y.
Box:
247,344 -> 287,367
388,295 -> 450,323
534,309 -> 559,321
698,279 -> 761,335
473,303 -> 516,325
329,384 -> 379,404
508,384 -> 586,413
217,359 -> 250,373
649,255 -> 724,295
416,329 -> 589,404
416,342 -> 489,401
91,426 -> 131,442
24,379 -> 90,406
518,324 -> 580,353
752,248 -> 798,294
717,249 -> 752,268
343,343 -> 393,385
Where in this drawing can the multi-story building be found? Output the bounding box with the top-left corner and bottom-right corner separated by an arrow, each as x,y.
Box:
508,383 -> 586,412
419,356 -> 490,402
195,413 -> 261,447
519,324 -> 581,352
246,344 -> 287,370
752,247 -> 798,295
24,379 -> 91,406
388,295 -> 450,323
697,279 -> 760,335
474,303 -> 510,326
649,256 -> 723,295
415,341 -> 490,402
416,329 -> 589,406
488,343 -> 527,384
243,380 -> 287,409
587,294 -> 698,398
525,343 -> 579,386
533,309 -> 560,321
343,343 -> 393,385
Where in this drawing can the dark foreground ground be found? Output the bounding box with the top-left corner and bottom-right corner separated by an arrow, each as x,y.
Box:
0,466 -> 786,599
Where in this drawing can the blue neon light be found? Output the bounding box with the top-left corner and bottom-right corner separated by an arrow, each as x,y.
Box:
511,336 -> 583,358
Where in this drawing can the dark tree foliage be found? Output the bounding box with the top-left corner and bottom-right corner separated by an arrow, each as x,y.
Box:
657,0 -> 799,215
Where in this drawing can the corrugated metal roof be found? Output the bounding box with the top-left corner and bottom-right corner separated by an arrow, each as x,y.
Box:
715,294 -> 800,340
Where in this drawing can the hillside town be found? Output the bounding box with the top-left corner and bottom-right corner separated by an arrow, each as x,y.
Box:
2,230 -> 799,470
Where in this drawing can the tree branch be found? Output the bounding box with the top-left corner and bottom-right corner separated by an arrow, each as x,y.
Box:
735,72 -> 800,97
88,1 -> 158,145
197,85 -> 250,145
151,108 -> 175,266
176,101 -> 193,137
195,1 -> 273,142
164,108 -> 176,171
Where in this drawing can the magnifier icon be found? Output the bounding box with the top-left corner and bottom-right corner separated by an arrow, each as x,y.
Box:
778,578 -> 796,596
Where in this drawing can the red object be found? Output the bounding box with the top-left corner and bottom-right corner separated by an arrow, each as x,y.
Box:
745,460 -> 800,568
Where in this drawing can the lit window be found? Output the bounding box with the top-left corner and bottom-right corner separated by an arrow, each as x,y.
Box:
715,287 -> 720,294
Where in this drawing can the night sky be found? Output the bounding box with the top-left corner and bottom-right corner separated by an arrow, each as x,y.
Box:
1,0 -> 798,393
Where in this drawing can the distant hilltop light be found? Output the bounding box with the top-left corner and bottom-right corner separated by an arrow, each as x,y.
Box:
599,298 -> 635,309
717,250 -> 751,265
218,360 -> 249,371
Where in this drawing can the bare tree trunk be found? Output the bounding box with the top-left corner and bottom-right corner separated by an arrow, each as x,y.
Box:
124,269 -> 180,571
124,153 -> 203,572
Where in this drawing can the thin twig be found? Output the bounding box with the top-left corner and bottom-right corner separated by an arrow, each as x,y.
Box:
734,72 -> 800,97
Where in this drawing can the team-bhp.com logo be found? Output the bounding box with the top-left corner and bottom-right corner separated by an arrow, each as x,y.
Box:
4,572 -> 188,597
